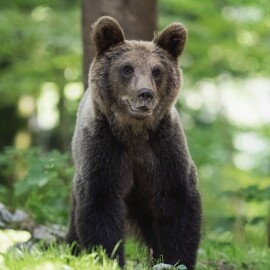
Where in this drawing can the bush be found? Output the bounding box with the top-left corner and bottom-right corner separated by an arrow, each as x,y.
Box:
0,147 -> 73,225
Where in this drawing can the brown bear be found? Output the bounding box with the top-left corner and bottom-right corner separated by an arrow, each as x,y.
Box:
66,16 -> 202,269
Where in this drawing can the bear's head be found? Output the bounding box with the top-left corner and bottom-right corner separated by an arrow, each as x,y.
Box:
90,16 -> 187,128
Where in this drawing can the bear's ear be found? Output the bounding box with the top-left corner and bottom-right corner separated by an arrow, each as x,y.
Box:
92,16 -> 125,55
153,23 -> 187,59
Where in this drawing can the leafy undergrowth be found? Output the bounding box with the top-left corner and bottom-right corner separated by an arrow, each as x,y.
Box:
0,238 -> 270,270
197,240 -> 270,270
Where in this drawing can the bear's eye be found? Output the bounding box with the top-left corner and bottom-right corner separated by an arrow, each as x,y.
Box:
123,65 -> 134,75
152,68 -> 161,78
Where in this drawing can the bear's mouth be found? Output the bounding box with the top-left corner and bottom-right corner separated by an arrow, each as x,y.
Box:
128,105 -> 153,120
120,98 -> 154,120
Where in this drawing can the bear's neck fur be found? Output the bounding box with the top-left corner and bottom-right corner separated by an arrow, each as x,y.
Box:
93,100 -> 161,146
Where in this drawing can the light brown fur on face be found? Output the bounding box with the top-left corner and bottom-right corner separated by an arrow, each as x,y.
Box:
89,17 -> 186,144
110,43 -> 167,118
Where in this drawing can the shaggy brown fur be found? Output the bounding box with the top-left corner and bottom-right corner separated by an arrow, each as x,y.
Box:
66,16 -> 202,269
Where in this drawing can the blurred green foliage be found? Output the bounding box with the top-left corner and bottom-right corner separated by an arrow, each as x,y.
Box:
159,0 -> 270,79
0,147 -> 73,224
0,0 -> 269,248
0,0 -> 81,150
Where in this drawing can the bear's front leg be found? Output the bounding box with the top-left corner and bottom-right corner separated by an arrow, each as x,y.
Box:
71,121 -> 131,267
75,188 -> 126,266
154,183 -> 201,269
151,119 -> 202,269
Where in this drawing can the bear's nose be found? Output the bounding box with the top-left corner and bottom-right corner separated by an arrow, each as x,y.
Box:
137,88 -> 154,102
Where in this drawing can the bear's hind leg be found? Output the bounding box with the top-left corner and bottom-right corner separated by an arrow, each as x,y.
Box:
66,193 -> 80,255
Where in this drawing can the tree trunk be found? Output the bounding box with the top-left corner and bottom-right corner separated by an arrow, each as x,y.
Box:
81,0 -> 157,89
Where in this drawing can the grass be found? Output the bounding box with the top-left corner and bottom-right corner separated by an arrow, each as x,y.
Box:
3,245 -> 121,270
0,232 -> 270,270
197,240 -> 270,270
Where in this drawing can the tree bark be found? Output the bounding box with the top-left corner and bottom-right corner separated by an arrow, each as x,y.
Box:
81,0 -> 157,89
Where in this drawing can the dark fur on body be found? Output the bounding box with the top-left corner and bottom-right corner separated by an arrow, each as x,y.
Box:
66,16 -> 202,269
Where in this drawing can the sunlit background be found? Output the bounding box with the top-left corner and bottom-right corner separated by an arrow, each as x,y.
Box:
0,0 -> 269,262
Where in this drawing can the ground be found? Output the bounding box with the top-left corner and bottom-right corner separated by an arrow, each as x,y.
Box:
0,230 -> 269,270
